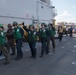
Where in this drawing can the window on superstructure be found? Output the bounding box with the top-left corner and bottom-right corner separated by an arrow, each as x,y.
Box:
40,0 -> 46,2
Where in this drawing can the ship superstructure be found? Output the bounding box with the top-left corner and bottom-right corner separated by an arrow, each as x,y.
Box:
0,0 -> 57,24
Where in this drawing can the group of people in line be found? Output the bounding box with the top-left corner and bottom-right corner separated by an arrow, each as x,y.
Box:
0,21 -> 66,65
58,25 -> 75,41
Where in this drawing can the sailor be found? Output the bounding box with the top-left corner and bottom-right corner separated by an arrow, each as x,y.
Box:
6,24 -> 15,55
23,25 -> 37,59
13,21 -> 24,60
0,24 -> 10,65
47,23 -> 56,52
69,26 -> 73,37
58,26 -> 63,42
39,23 -> 48,57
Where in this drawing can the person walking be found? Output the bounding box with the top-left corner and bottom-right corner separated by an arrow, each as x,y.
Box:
69,26 -> 73,37
6,24 -> 15,55
58,26 -> 63,42
39,23 -> 48,57
66,27 -> 68,36
23,25 -> 37,59
0,24 -> 10,65
13,21 -> 24,60
46,23 -> 56,52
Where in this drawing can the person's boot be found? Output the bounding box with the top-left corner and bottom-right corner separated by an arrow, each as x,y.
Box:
33,55 -> 36,59
33,49 -> 36,59
40,51 -> 44,58
45,51 -> 49,55
4,62 -> 10,65
40,55 -> 43,58
11,53 -> 15,55
33,56 -> 36,59
15,57 -> 21,60
15,56 -> 23,60
0,51 -> 2,56
52,48 -> 55,53
4,57 -> 10,65
30,56 -> 34,58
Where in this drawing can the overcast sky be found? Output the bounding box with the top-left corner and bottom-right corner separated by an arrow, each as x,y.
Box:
51,0 -> 76,23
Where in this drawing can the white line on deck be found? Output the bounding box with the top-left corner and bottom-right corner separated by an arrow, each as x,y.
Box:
72,62 -> 76,65
67,43 -> 71,44
74,45 -> 76,48
72,50 -> 76,52
61,47 -> 65,48
0,57 -> 5,60
49,52 -> 54,55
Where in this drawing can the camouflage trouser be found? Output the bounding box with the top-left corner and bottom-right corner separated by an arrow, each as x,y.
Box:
7,39 -> 15,54
0,45 -> 10,62
46,36 -> 55,51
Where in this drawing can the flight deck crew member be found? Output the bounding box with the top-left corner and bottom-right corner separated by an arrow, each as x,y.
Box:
13,21 -> 24,60
23,25 -> 37,59
69,26 -> 73,37
58,26 -> 63,42
0,24 -> 10,65
39,23 -> 48,57
47,23 -> 56,52
6,24 -> 15,55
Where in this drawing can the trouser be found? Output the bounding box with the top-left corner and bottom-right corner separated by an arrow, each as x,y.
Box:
46,36 -> 55,51
0,51 -> 2,55
51,36 -> 55,49
70,32 -> 72,37
46,37 -> 50,52
7,39 -> 15,54
66,31 -> 68,36
16,39 -> 23,58
0,45 -> 10,62
29,42 -> 36,58
41,38 -> 47,56
59,33 -> 63,42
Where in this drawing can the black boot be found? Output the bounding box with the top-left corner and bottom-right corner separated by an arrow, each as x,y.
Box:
30,56 -> 34,58
15,56 -> 23,60
40,55 -> 43,58
11,53 -> 15,55
4,62 -> 10,65
0,51 -> 2,56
